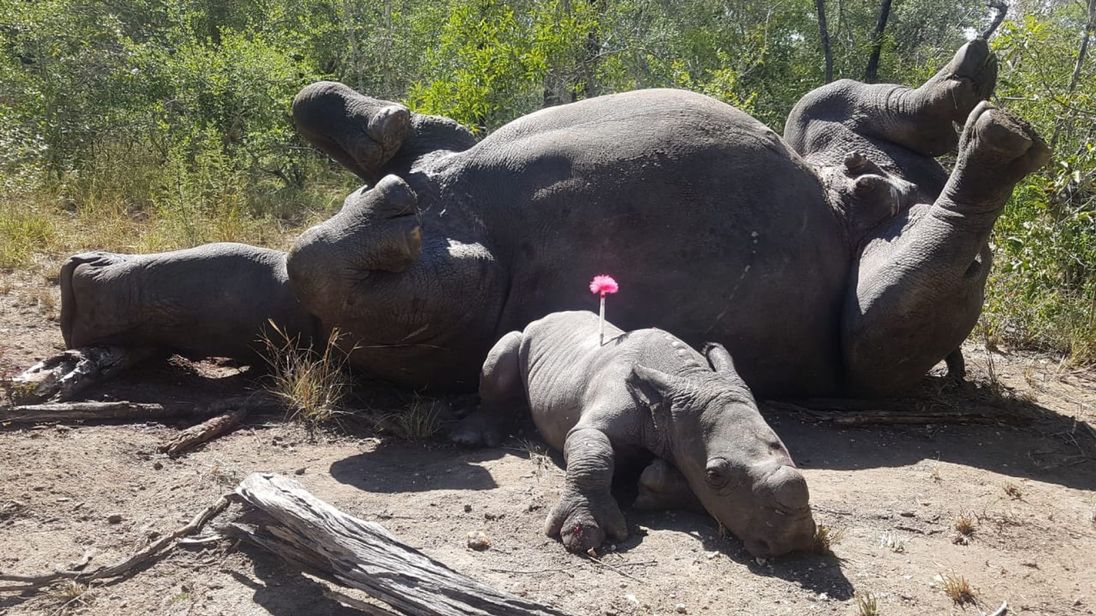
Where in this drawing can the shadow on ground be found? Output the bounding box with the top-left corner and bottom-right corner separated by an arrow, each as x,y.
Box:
762,376 -> 1096,491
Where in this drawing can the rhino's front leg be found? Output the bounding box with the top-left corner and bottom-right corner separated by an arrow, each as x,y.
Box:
545,427 -> 628,552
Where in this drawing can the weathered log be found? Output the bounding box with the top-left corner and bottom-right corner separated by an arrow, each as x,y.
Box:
226,473 -> 571,616
10,346 -> 158,404
160,407 -> 249,457
763,399 -> 1033,426
1,394 -> 280,425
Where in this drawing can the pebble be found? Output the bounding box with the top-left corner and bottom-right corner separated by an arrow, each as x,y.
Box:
465,531 -> 491,551
675,603 -> 687,613
107,513 -> 123,524
464,504 -> 473,513
294,467 -> 306,475
152,461 -> 163,470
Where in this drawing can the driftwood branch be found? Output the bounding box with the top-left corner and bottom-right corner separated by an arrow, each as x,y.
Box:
160,407 -> 250,457
763,398 -> 1034,426
0,496 -> 229,592
1,394 -> 279,426
10,346 -> 158,404
226,473 -> 571,616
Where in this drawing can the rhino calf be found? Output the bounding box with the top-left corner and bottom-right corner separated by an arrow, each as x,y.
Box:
455,311 -> 816,557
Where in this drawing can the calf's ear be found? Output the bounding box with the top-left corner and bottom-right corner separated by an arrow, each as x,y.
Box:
625,365 -> 679,409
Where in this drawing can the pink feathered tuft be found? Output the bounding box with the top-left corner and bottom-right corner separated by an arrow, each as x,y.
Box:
588,274 -> 619,296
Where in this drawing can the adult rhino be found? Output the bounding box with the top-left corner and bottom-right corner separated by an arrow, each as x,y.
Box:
58,40 -> 1048,398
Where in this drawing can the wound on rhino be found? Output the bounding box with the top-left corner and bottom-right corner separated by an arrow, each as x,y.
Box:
454,311 -> 817,557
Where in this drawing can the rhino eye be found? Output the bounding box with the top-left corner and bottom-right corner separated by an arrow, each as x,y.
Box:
705,458 -> 730,487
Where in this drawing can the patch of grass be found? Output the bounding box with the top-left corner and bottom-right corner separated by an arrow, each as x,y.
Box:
953,512 -> 976,536
928,465 -> 942,482
941,573 -> 977,606
1003,482 -> 1023,500
369,395 -> 447,440
855,591 -> 879,616
261,322 -> 353,430
811,524 -> 844,555
0,201 -> 58,269
46,580 -> 93,613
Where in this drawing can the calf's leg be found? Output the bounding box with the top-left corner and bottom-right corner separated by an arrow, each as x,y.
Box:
545,427 -> 628,552
450,331 -> 525,448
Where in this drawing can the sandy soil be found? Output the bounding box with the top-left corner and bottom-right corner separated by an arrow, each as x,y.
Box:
1,265 -> 1094,616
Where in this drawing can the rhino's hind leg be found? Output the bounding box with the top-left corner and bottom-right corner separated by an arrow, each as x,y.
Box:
450,331 -> 524,448
633,458 -> 704,514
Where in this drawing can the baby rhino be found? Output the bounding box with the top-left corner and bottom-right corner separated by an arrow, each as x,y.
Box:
453,311 -> 817,557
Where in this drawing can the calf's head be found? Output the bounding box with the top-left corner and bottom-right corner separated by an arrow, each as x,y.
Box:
626,345 -> 816,557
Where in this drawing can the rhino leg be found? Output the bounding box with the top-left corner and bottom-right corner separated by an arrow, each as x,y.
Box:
60,244 -> 317,366
633,458 -> 704,514
786,39 -> 998,160
545,427 -> 629,553
843,104 -> 1050,395
293,81 -> 476,184
450,331 -> 525,448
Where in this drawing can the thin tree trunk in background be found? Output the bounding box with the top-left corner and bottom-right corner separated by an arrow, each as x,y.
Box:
981,0 -> 1009,39
1054,0 -> 1096,146
815,0 -> 834,82
1068,0 -> 1096,95
864,0 -> 893,83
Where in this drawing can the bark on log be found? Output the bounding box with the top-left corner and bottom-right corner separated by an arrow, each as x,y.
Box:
160,407 -> 250,457
10,346 -> 158,404
226,473 -> 572,616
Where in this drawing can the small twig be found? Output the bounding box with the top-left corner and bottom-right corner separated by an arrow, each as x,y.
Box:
160,407 -> 249,457
579,554 -> 646,582
0,495 -> 231,591
489,566 -> 575,578
986,600 -> 1009,616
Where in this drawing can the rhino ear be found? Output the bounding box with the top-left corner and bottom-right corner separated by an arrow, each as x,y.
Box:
702,342 -> 749,388
625,365 -> 679,409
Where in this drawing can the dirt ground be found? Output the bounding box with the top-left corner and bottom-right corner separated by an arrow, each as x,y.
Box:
1,265 -> 1094,616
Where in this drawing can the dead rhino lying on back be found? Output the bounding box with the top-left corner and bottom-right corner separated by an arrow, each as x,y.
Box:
453,311 -> 816,557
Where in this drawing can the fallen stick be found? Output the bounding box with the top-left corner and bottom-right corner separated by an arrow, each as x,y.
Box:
226,473 -> 571,616
160,407 -> 250,457
0,495 -> 230,592
986,600 -> 1008,616
762,400 -> 1033,426
10,346 -> 158,404
1,394 -> 280,426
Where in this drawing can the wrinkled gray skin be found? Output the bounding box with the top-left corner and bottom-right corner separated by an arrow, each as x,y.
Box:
59,39 -> 1049,398
465,311 -> 815,556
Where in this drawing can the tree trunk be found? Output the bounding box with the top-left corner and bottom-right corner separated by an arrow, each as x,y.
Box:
864,0 -> 893,83
816,0 -> 834,82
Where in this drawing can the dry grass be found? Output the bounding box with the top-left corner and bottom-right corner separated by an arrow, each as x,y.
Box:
811,524 -> 845,555
368,395 -> 447,441
261,322 -> 353,430
855,591 -> 879,616
1003,482 -> 1023,500
954,512 -> 976,536
941,573 -> 977,605
46,580 -> 93,614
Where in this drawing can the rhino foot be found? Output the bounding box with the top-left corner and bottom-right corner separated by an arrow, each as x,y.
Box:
545,488 -> 628,553
945,102 -> 1051,210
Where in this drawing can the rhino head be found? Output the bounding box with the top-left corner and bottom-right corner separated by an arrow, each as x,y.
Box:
626,346 -> 816,557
